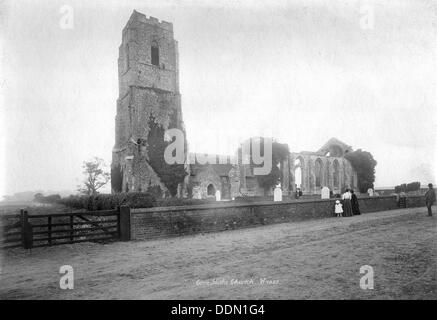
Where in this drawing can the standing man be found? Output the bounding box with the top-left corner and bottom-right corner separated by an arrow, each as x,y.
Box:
425,183 -> 436,217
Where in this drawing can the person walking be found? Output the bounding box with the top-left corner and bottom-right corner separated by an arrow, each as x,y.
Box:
350,189 -> 361,215
425,183 -> 436,217
342,189 -> 353,217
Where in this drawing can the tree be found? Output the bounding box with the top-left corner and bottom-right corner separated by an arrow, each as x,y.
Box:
33,193 -> 61,203
78,157 -> 110,196
44,194 -> 61,203
395,181 -> 420,193
34,193 -> 44,202
395,184 -> 407,193
254,139 -> 290,192
147,119 -> 187,197
344,149 -> 377,193
406,181 -> 420,192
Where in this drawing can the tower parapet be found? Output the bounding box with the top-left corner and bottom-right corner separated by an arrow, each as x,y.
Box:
125,10 -> 174,32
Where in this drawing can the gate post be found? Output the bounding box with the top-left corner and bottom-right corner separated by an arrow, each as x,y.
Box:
21,209 -> 33,249
119,206 -> 131,241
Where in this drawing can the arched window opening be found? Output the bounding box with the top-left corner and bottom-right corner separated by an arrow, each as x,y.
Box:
351,173 -> 355,190
295,167 -> 302,188
207,184 -> 215,196
315,159 -> 323,187
151,43 -> 159,66
125,44 -> 130,69
333,160 -> 340,188
294,158 -> 303,189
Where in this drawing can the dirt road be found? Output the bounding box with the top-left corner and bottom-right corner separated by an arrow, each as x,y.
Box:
1,206 -> 436,299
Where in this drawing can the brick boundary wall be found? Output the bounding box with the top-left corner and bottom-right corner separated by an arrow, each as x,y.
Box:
129,195 -> 426,241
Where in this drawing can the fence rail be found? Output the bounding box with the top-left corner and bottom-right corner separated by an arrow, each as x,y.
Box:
1,206 -> 131,249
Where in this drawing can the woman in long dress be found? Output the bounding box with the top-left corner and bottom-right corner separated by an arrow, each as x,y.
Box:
342,189 -> 353,217
350,189 -> 361,215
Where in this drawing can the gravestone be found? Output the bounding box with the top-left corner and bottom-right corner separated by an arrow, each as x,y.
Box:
192,186 -> 202,199
321,186 -> 330,199
215,190 -> 221,201
177,183 -> 182,198
274,187 -> 282,202
367,188 -> 374,197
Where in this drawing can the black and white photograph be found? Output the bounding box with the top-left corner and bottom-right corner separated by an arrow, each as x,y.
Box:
0,0 -> 436,304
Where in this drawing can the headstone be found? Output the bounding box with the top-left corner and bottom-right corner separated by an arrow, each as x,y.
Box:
367,188 -> 374,197
215,190 -> 221,201
177,183 -> 182,198
274,187 -> 282,202
321,186 -> 330,199
192,186 -> 202,199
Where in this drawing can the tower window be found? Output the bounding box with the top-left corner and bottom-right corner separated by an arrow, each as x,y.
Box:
151,45 -> 159,66
125,44 -> 130,69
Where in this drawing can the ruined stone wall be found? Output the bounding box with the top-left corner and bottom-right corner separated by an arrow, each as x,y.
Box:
189,165 -> 222,199
287,153 -> 358,195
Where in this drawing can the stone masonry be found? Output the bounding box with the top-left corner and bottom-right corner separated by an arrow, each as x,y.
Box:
112,11 -> 183,194
112,12 -> 360,199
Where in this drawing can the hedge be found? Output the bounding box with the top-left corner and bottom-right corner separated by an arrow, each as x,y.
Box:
58,193 -> 216,211
58,193 -> 156,211
156,197 -> 215,207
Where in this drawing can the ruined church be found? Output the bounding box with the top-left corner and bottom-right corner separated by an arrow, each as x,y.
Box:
112,11 -> 358,199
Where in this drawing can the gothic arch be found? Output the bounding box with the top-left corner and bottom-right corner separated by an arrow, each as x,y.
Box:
324,159 -> 330,188
333,159 -> 340,189
308,159 -> 315,192
151,40 -> 160,66
315,158 -> 323,188
294,156 -> 305,191
343,159 -> 351,189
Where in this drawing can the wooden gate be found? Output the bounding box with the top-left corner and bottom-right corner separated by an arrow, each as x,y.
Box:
1,207 -> 127,249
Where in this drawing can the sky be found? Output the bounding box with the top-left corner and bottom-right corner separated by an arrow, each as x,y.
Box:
1,0 -> 436,197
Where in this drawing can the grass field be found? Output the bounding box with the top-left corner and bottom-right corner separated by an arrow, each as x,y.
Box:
0,206 -> 436,299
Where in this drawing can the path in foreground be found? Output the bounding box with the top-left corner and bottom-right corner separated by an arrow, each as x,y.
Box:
1,207 -> 436,299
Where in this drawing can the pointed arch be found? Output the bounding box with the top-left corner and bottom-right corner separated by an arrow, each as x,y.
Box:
333,159 -> 340,189
151,40 -> 160,66
294,156 -> 305,190
315,158 -> 323,188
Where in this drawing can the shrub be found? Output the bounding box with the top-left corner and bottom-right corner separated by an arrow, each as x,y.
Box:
234,196 -> 273,203
58,192 -> 156,211
126,192 -> 157,208
156,197 -> 214,207
60,194 -> 250,211
344,149 -> 377,193
395,181 -> 421,194
259,141 -> 289,191
147,185 -> 163,199
34,194 -> 62,203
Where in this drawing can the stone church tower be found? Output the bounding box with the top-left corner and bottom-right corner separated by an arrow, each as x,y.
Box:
112,11 -> 185,195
